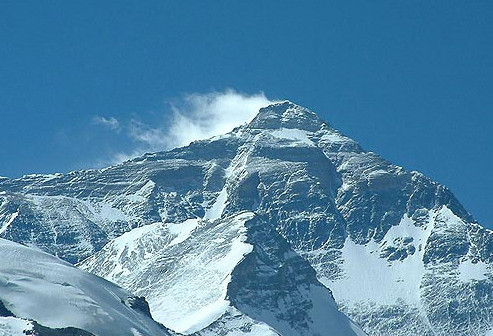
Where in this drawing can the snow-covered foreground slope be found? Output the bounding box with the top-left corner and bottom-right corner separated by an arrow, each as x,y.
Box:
1,101 -> 492,335
0,317 -> 34,336
0,238 -> 170,336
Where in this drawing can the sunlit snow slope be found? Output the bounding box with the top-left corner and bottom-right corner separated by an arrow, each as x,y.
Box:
0,238 -> 170,336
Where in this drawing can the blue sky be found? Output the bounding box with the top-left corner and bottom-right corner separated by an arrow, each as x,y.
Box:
0,1 -> 492,228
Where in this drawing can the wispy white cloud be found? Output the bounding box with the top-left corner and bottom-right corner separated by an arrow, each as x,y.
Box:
140,89 -> 273,150
127,119 -> 169,151
93,116 -> 121,132
97,89 -> 275,165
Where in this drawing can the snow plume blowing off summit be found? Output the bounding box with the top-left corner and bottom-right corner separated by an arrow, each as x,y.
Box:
96,90 -> 275,163
162,90 -> 275,148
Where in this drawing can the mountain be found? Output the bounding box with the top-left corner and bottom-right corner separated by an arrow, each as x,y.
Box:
0,238 -> 172,336
0,101 -> 491,335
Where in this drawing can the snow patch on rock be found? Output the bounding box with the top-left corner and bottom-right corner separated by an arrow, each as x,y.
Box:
458,259 -> 490,282
0,211 -> 18,235
324,210 -> 435,307
270,128 -> 314,146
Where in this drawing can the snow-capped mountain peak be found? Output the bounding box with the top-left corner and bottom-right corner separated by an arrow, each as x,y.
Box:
247,100 -> 324,132
0,101 -> 491,336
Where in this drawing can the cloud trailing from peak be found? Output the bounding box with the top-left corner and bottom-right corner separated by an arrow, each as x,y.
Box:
167,90 -> 274,148
94,90 -> 275,164
92,116 -> 121,131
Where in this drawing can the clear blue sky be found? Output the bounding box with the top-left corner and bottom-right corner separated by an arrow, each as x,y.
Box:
1,1 -> 492,228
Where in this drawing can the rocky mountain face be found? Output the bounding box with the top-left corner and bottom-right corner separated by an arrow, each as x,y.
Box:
0,101 -> 491,335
